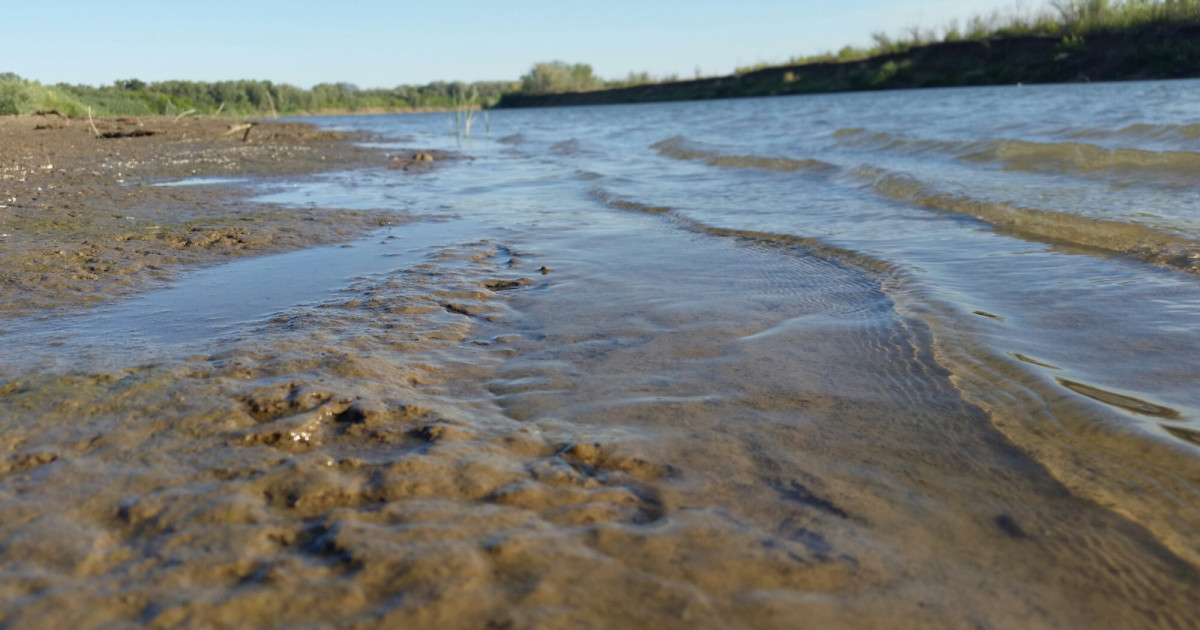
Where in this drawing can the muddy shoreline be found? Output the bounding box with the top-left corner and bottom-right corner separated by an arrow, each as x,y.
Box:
0,114 -> 419,318
3,110 -> 1199,629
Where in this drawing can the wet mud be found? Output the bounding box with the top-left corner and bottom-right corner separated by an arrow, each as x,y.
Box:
0,115 -> 417,317
1,216 -> 1197,629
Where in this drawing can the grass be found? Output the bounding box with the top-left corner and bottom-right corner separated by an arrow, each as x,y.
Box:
737,0 -> 1200,74
0,74 -> 89,116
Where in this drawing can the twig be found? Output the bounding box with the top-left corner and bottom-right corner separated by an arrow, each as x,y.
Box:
214,102 -> 225,116
87,106 -> 100,138
263,89 -> 278,119
172,109 -> 196,123
220,122 -> 256,142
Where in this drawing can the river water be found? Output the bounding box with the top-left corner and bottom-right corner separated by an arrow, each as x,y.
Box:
2,82 -> 1199,628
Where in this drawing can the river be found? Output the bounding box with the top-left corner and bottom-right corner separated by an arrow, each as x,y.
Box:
2,81 -> 1198,628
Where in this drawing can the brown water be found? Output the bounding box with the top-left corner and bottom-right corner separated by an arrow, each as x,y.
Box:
3,82 -> 1200,628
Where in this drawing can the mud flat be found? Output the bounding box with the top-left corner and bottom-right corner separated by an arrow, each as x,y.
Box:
0,114 -> 400,318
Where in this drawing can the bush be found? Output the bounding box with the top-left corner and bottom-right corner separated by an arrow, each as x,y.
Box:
0,74 -> 87,116
519,62 -> 605,94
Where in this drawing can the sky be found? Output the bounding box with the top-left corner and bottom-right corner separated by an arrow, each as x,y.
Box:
5,0 -> 1046,89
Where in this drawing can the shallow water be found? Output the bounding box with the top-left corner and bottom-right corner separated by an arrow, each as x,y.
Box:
151,176 -> 249,187
0,220 -> 476,352
3,81 -> 1200,628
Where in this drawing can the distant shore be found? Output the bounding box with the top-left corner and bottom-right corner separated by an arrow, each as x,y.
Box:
275,105 -> 485,117
496,23 -> 1200,108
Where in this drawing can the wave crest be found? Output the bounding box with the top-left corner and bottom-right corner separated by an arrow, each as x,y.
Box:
652,136 -> 839,175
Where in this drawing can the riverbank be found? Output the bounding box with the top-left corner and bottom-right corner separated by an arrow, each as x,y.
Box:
0,114 -> 427,318
496,22 -> 1200,108
3,91 -> 1200,628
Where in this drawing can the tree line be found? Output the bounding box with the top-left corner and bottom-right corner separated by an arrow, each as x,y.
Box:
0,74 -> 516,117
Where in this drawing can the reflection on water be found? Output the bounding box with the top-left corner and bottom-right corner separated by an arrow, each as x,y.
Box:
3,81 -> 1200,627
68,221 -> 469,343
151,176 -> 249,187
0,221 -> 475,373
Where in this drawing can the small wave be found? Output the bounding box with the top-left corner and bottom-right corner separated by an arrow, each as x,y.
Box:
1067,122 -> 1200,143
834,128 -> 1200,184
587,187 -> 895,277
963,140 -> 1200,181
833,127 -> 967,156
652,136 -> 839,175
586,188 -> 670,214
856,166 -> 1200,274
550,138 -> 583,155
651,134 -> 1200,273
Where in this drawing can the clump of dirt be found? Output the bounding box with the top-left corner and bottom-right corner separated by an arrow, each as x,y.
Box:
387,149 -> 467,173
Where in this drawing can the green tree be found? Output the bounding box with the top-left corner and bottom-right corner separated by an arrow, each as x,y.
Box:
519,61 -> 603,94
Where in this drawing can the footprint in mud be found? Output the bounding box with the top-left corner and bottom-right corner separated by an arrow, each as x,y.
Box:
0,451 -> 59,475
231,375 -> 672,530
240,382 -> 335,422
485,439 -> 678,527
557,441 -> 678,484
442,302 -> 486,318
994,514 -> 1027,539
235,383 -> 438,452
768,477 -> 849,520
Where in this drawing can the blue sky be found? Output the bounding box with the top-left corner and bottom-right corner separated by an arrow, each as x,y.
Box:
7,0 -> 1043,88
